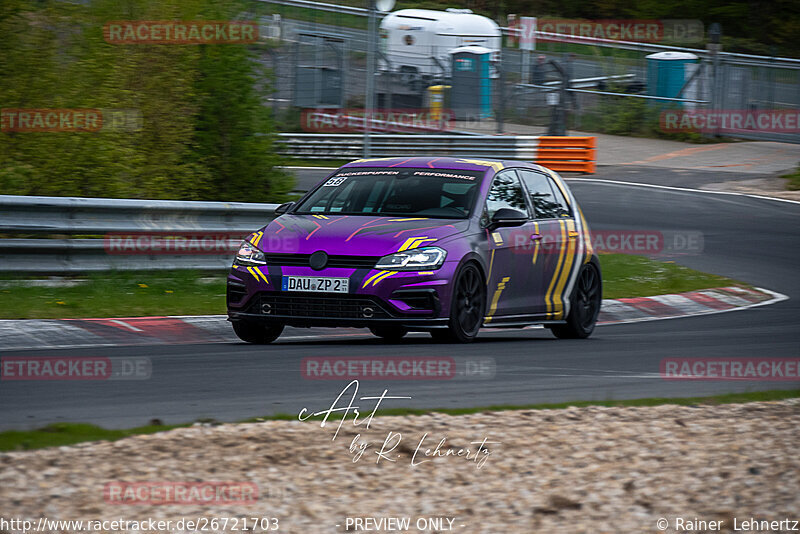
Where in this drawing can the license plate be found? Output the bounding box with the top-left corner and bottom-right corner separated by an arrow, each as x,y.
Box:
282,276 -> 349,293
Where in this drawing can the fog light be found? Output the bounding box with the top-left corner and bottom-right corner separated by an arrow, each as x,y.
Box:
361,306 -> 374,318
261,303 -> 272,314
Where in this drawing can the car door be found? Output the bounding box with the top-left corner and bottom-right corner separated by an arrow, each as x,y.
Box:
481,169 -> 539,320
517,169 -> 578,319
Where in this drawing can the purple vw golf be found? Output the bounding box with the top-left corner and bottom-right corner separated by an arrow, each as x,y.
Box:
227,157 -> 600,343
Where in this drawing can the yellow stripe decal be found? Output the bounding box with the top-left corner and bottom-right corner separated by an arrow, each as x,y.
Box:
362,270 -> 388,288
251,232 -> 263,247
545,220 -> 567,318
246,267 -> 260,282
411,237 -> 436,249
532,222 -> 540,265
371,271 -> 397,286
456,159 -> 504,173
253,266 -> 269,284
578,207 -> 593,263
388,218 -> 428,222
398,238 -> 417,251
484,276 -> 510,324
486,249 -> 495,285
553,219 -> 577,318
397,236 -> 436,252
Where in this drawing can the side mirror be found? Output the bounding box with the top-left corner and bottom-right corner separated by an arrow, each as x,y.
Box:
275,201 -> 295,215
489,208 -> 527,230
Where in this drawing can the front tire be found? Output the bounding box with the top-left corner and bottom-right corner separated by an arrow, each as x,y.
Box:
232,321 -> 284,344
431,263 -> 485,343
550,262 -> 601,339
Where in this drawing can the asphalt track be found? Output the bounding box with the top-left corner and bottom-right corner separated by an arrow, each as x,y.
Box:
1,169 -> 799,430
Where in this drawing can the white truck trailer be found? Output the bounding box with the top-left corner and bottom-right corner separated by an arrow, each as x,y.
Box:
379,8 -> 501,88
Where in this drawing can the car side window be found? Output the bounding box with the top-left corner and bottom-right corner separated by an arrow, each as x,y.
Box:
518,169 -> 570,219
548,179 -> 572,217
483,170 -> 529,222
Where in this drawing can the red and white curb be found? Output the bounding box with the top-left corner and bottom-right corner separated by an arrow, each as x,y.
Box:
0,286 -> 787,351
598,286 -> 786,324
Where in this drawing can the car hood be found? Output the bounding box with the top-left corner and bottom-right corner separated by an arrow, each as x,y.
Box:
251,214 -> 471,257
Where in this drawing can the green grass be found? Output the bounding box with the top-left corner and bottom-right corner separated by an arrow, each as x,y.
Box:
2,389 -> 797,452
781,165 -> 800,191
0,270 -> 226,319
0,422 -> 188,452
0,255 -> 745,319
599,253 -> 744,299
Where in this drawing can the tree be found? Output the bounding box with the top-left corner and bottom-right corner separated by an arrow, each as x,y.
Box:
0,0 -> 293,201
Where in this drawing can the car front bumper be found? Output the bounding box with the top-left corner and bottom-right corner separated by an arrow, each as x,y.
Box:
226,262 -> 457,329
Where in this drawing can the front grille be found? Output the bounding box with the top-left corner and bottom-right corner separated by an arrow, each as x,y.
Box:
247,292 -> 394,319
263,253 -> 380,269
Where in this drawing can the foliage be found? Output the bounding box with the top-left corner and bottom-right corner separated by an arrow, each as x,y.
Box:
0,0 -> 293,202
781,165 -> 800,191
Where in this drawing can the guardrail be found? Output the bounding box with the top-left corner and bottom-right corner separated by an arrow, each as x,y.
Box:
0,195 -> 278,273
278,133 -> 541,159
0,141 -> 597,273
536,137 -> 596,173
277,133 -> 597,173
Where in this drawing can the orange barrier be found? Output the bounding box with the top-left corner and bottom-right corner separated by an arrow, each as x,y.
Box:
535,136 -> 596,173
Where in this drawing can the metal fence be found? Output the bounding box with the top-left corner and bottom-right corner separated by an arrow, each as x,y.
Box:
253,0 -> 800,144
0,195 -> 277,273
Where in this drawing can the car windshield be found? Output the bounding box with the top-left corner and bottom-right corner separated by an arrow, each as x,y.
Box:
294,167 -> 485,218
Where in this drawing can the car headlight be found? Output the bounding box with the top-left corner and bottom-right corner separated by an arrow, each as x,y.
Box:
375,247 -> 447,271
234,240 -> 266,266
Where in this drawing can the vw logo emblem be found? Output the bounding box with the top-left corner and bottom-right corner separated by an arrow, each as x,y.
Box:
309,250 -> 328,271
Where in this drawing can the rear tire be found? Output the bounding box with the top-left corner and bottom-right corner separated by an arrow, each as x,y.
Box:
369,326 -> 408,342
550,262 -> 601,339
232,321 -> 284,344
431,263 -> 485,343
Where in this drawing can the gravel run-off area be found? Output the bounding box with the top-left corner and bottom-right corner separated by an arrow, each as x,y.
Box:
1,400 -> 799,533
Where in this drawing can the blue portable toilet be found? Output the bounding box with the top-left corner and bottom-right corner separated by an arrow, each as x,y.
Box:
646,51 -> 699,107
450,45 -> 493,120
